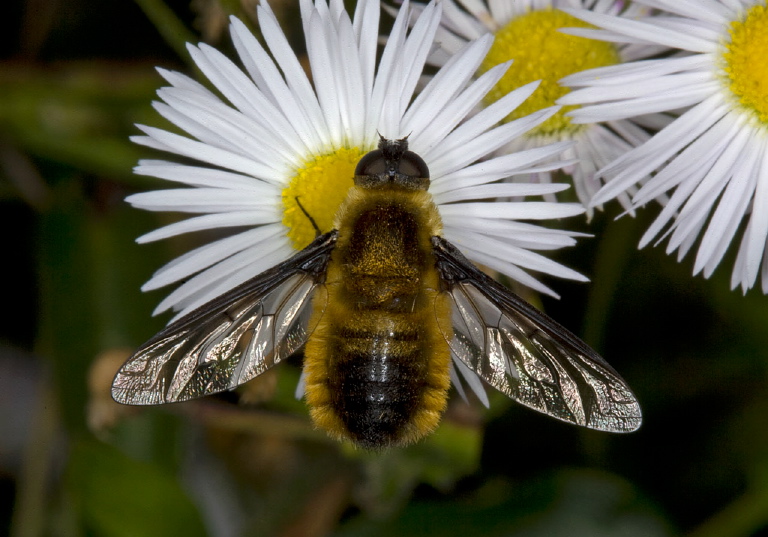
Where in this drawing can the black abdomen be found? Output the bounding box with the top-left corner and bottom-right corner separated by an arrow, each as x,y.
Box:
328,323 -> 430,448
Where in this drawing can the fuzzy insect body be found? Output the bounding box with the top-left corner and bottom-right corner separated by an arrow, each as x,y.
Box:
112,138 -> 642,449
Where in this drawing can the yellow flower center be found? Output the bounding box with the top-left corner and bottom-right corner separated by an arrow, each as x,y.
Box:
480,9 -> 620,137
723,2 -> 768,124
281,147 -> 368,250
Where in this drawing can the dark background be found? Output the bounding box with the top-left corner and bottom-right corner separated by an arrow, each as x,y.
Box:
2,1 -> 768,536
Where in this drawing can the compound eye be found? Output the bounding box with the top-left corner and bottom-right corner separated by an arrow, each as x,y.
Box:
354,150 -> 386,176
398,151 -> 430,178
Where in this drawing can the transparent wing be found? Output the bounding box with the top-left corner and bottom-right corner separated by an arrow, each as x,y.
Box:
432,236 -> 642,433
112,232 -> 338,405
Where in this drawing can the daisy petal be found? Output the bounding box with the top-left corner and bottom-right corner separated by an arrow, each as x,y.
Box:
131,0 -> 589,320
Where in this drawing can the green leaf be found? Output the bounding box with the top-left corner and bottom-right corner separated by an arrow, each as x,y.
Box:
67,438 -> 207,537
341,419 -> 482,516
335,469 -> 671,537
0,63 -> 159,184
36,178 -> 170,431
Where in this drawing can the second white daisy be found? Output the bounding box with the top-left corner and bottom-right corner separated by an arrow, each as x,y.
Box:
562,0 -> 768,293
414,0 -> 669,217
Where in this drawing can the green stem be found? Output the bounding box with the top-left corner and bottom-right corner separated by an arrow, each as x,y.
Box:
688,488 -> 768,537
581,213 -> 640,352
10,380 -> 59,537
133,0 -> 198,68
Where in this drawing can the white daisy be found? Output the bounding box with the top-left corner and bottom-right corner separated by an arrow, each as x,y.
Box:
561,0 -> 768,293
409,0 -> 669,218
129,0 -> 588,321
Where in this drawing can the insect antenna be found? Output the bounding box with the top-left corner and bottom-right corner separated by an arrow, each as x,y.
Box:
295,196 -> 322,238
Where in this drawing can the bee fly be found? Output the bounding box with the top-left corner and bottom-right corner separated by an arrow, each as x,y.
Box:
112,137 -> 642,448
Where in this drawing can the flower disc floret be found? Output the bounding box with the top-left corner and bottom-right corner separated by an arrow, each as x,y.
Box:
480,9 -> 620,137
417,0 -> 661,215
723,4 -> 768,124
282,147 -> 367,249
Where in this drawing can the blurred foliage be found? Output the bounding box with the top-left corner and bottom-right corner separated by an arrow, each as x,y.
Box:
3,0 -> 768,536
